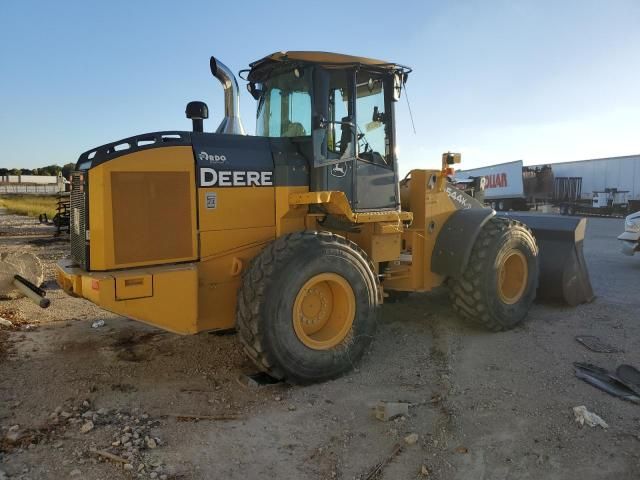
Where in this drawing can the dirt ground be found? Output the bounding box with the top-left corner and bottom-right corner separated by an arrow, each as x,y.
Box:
0,208 -> 639,480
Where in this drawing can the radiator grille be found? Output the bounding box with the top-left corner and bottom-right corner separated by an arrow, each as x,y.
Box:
70,172 -> 89,269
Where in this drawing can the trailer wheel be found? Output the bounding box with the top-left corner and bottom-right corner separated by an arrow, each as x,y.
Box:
236,231 -> 378,384
449,216 -> 539,331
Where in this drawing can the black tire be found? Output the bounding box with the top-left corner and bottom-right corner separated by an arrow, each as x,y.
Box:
236,231 -> 379,384
449,216 -> 539,331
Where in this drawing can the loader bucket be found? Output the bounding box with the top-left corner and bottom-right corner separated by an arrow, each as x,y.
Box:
497,213 -> 594,306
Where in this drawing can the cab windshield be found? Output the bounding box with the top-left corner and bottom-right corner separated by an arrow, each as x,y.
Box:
256,69 -> 312,137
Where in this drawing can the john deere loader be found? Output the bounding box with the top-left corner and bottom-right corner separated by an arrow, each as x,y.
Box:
57,52 -> 593,384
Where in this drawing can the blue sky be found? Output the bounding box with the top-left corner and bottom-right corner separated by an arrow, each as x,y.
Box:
1,0 -> 639,172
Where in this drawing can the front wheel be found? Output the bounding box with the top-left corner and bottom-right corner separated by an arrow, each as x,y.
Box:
236,231 -> 379,384
449,216 -> 539,331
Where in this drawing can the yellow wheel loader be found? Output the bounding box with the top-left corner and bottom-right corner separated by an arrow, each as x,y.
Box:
56,52 -> 593,384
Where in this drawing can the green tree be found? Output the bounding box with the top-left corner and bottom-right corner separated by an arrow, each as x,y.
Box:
39,164 -> 62,176
61,162 -> 76,178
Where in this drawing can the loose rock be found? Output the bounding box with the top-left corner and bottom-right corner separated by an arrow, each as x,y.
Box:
0,317 -> 13,327
404,433 -> 419,445
573,405 -> 608,429
374,401 -> 409,421
80,421 -> 94,433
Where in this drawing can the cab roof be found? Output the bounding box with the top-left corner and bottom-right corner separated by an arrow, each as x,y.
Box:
245,51 -> 411,82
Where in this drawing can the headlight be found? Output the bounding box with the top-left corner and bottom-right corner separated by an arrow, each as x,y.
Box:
625,217 -> 640,233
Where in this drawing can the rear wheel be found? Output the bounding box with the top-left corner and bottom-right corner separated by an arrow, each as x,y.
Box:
236,231 -> 378,384
449,216 -> 539,331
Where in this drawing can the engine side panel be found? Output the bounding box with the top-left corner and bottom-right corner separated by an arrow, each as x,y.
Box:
88,146 -> 198,271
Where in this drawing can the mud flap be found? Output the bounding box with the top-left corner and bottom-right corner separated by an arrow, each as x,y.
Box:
497,213 -> 594,306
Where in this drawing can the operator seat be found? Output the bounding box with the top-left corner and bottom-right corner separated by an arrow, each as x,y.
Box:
283,122 -> 306,137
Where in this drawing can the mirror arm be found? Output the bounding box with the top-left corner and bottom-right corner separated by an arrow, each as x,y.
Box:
314,116 -> 355,130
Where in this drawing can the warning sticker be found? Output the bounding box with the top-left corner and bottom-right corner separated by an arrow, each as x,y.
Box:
205,192 -> 217,209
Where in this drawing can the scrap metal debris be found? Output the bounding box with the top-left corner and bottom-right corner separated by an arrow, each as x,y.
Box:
168,413 -> 243,422
574,362 -> 640,404
616,364 -> 640,396
573,405 -> 608,428
575,335 -> 622,353
361,442 -> 403,480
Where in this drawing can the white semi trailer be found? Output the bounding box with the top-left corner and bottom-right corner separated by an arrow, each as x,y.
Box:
455,160 -> 553,211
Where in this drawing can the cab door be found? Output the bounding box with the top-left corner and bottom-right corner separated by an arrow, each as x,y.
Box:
310,68 -> 357,205
353,71 -> 398,211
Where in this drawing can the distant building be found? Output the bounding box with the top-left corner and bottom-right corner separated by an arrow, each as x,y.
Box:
0,173 -> 68,194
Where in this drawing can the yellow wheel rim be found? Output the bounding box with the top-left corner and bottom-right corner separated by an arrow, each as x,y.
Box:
292,273 -> 356,350
497,250 -> 528,304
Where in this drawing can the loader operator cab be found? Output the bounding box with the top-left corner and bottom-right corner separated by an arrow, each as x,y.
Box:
245,51 -> 411,212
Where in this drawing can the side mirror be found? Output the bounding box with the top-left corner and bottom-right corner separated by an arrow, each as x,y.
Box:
247,82 -> 263,100
372,106 -> 386,123
313,114 -> 328,130
392,73 -> 402,102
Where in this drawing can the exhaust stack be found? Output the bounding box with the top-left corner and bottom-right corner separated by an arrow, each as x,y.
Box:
210,57 -> 246,135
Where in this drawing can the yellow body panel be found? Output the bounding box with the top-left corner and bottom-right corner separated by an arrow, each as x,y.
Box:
115,274 -> 153,300
200,227 -> 275,259
88,146 -> 198,270
198,187 -> 275,232
193,186 -> 307,330
196,242 -> 271,330
290,191 -> 412,223
58,259 -> 199,334
276,186 -> 308,235
383,169 -> 457,292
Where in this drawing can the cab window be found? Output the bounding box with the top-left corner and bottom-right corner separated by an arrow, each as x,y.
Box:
355,73 -> 389,166
328,71 -> 354,159
257,69 -> 312,137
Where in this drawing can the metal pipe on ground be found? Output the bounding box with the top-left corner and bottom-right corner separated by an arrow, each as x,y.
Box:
13,275 -> 50,308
